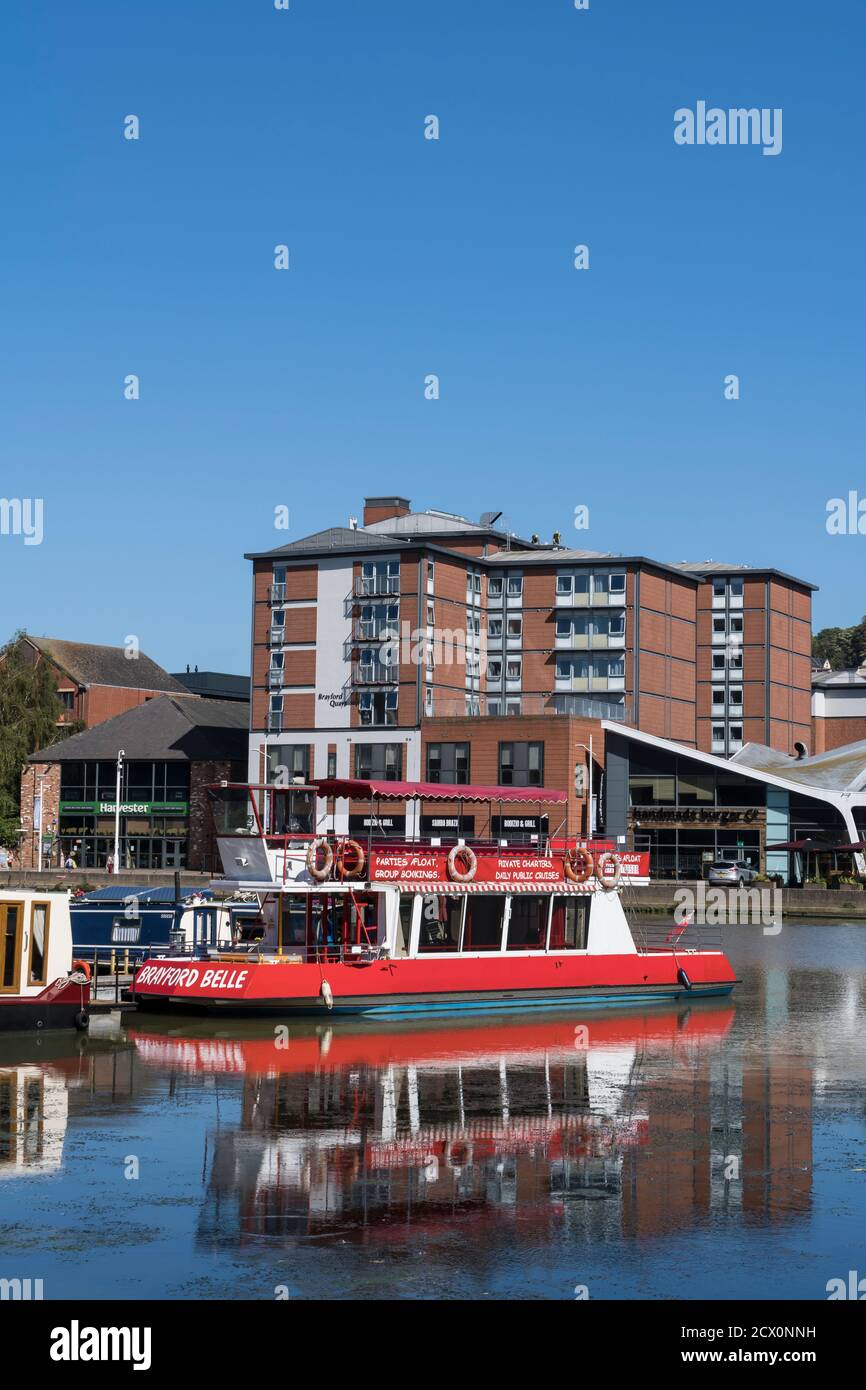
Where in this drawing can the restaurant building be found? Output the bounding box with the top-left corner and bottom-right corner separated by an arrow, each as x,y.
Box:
603,720 -> 866,882
22,695 -> 248,871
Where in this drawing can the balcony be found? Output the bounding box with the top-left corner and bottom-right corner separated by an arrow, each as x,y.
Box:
353,574 -> 400,598
269,583 -> 286,604
268,668 -> 284,689
267,713 -> 283,733
421,692 -> 632,722
352,660 -> 398,686
269,627 -> 285,646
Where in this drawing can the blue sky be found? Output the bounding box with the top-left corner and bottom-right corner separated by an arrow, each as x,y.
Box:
1,0 -> 863,671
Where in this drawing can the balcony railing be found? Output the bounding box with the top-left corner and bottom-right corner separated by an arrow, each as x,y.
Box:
353,575 -> 400,598
420,692 -> 633,722
270,627 -> 285,646
268,668 -> 284,688
267,713 -> 283,733
269,583 -> 286,604
352,660 -> 398,686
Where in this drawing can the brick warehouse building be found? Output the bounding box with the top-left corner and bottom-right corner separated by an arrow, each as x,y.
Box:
245,496 -> 815,839
3,634 -> 190,732
21,695 -> 248,871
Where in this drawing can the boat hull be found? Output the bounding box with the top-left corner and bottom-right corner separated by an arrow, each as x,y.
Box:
0,980 -> 87,1033
131,951 -> 737,1018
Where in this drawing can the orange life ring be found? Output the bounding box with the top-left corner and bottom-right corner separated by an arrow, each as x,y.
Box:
306,837 -> 334,882
336,838 -> 366,880
595,852 -> 621,887
446,844 -> 477,883
563,848 -> 593,883
71,959 -> 91,981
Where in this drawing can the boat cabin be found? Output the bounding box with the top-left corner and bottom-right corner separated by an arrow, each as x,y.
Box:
0,891 -> 74,1001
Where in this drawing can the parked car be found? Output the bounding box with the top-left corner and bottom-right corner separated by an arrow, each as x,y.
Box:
707,859 -> 758,887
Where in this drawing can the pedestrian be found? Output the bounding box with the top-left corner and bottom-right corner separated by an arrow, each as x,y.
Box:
106,852 -> 115,875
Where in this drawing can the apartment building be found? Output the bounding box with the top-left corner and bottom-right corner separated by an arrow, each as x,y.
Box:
673,563 -> 814,757
246,498 -> 814,834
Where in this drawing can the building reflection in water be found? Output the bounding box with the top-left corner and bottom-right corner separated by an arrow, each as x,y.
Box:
127,1005 -> 813,1250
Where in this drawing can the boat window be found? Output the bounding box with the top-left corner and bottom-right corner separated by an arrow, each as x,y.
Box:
28,902 -> 51,985
398,895 -> 415,955
418,894 -> 463,952
279,895 -> 308,948
463,896 -> 505,951
506,895 -> 549,950
0,904 -> 23,992
549,896 -> 590,950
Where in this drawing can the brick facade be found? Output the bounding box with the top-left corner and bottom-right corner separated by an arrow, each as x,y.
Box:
18,762 -> 61,869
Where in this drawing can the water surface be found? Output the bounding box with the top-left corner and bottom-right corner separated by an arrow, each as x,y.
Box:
1,922 -> 864,1300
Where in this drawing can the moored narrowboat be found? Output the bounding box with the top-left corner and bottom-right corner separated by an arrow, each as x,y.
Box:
0,891 -> 89,1033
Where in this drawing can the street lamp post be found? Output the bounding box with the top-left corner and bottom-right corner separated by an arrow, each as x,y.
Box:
113,749 -> 125,873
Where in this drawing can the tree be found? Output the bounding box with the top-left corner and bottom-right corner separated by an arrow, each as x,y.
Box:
813,616 -> 866,671
0,632 -> 65,849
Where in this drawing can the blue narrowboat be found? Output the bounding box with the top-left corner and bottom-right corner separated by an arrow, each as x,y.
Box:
69,886 -> 261,964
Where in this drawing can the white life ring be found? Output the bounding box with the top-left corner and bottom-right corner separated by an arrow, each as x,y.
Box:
595,852 -> 621,888
306,837 -> 334,882
446,844 -> 477,883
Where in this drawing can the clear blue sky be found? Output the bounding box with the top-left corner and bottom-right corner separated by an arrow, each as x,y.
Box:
1,0 -> 863,672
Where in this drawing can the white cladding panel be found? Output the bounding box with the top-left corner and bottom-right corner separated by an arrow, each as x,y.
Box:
313,557 -> 353,728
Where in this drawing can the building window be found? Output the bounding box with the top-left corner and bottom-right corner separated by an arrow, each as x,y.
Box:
556,574 -> 572,596
506,574 -> 523,597
488,659 -> 502,681
488,575 -> 504,599
729,687 -> 743,705
327,750 -> 337,779
498,741 -> 543,786
730,724 -> 743,742
712,653 -> 725,670
489,617 -> 503,639
358,690 -> 398,726
712,724 -> 725,741
58,690 -> 76,711
506,658 -> 522,681
712,617 -> 725,633
730,616 -> 743,634
426,743 -> 470,785
730,577 -> 744,597
506,617 -> 522,638
712,689 -> 726,706
609,572 -> 626,596
267,744 -> 309,782
354,743 -> 403,781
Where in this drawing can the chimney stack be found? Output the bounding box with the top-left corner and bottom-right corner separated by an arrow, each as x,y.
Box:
363,496 -> 411,527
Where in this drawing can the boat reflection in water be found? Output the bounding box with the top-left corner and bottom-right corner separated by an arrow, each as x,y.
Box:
128,1004 -> 812,1248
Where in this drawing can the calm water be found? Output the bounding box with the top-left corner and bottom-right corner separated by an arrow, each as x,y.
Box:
1,923 -> 865,1301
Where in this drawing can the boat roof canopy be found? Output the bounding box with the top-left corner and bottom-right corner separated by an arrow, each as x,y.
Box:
312,778 -> 568,805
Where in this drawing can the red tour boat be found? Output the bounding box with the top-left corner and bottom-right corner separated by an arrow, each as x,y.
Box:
130,778 -> 737,1017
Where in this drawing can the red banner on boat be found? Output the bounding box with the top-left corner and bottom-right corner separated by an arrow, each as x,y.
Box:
368,848 -> 649,884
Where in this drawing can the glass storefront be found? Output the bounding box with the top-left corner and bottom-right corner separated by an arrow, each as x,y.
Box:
58,761 -> 190,870
626,748 -> 850,880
